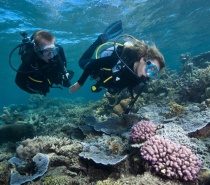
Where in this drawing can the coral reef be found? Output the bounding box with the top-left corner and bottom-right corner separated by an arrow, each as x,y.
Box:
1,50 -> 210,185
130,120 -> 158,143
140,135 -> 202,181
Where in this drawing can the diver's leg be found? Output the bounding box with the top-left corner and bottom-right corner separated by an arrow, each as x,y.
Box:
79,36 -> 102,70
79,20 -> 123,70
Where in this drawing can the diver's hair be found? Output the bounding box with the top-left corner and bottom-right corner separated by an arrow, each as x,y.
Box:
146,45 -> 165,70
120,39 -> 165,70
33,30 -> 55,47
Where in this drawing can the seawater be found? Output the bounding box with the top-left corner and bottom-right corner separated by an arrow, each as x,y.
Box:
1,0 -> 210,108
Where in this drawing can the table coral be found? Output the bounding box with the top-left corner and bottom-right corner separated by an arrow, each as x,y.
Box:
79,134 -> 127,165
140,135 -> 202,181
9,153 -> 49,185
130,120 -> 157,143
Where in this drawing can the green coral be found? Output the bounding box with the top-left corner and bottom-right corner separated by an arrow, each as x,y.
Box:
168,102 -> 186,118
42,175 -> 71,185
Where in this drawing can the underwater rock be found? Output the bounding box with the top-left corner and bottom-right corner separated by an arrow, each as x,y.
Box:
198,169 -> 210,185
188,122 -> 210,139
0,123 -> 34,144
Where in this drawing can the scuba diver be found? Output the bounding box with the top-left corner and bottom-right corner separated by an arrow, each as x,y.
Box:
69,20 -> 165,113
11,30 -> 74,95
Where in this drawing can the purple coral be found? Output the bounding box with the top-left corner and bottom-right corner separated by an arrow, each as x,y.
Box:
130,120 -> 157,143
140,135 -> 202,181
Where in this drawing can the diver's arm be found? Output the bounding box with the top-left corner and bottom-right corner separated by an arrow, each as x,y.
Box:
69,56 -> 116,93
79,56 -> 115,85
69,82 -> 81,93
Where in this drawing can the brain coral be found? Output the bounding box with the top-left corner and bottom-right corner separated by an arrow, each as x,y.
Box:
140,135 -> 202,181
130,120 -> 157,143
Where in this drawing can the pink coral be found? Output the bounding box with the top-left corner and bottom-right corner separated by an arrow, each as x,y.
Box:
130,120 -> 157,143
140,135 -> 202,181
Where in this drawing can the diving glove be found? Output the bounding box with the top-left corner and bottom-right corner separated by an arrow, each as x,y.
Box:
100,20 -> 123,43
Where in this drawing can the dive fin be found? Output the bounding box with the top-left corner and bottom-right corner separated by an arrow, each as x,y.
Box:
100,20 -> 123,43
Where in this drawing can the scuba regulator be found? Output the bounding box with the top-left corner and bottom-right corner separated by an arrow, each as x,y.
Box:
18,32 -> 34,56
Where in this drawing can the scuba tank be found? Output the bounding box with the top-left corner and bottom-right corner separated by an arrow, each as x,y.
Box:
9,32 -> 34,73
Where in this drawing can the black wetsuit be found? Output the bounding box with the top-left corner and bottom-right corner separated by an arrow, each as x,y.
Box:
78,36 -> 142,94
15,44 -> 70,95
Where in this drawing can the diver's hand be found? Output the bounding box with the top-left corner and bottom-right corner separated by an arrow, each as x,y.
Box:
69,82 -> 81,93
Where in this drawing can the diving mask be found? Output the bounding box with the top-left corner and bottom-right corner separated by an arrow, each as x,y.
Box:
39,44 -> 59,59
145,60 -> 159,79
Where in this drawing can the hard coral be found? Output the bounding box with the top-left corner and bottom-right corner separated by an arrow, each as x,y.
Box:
16,136 -> 71,159
113,98 -> 131,115
168,102 -> 185,118
42,175 -> 71,185
140,135 -> 202,181
130,120 -> 157,143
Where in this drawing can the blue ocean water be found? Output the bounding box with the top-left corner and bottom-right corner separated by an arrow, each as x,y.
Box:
1,0 -> 210,108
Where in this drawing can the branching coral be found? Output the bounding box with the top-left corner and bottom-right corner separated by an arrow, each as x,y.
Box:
16,136 -> 72,159
130,120 -> 158,143
140,135 -> 202,181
